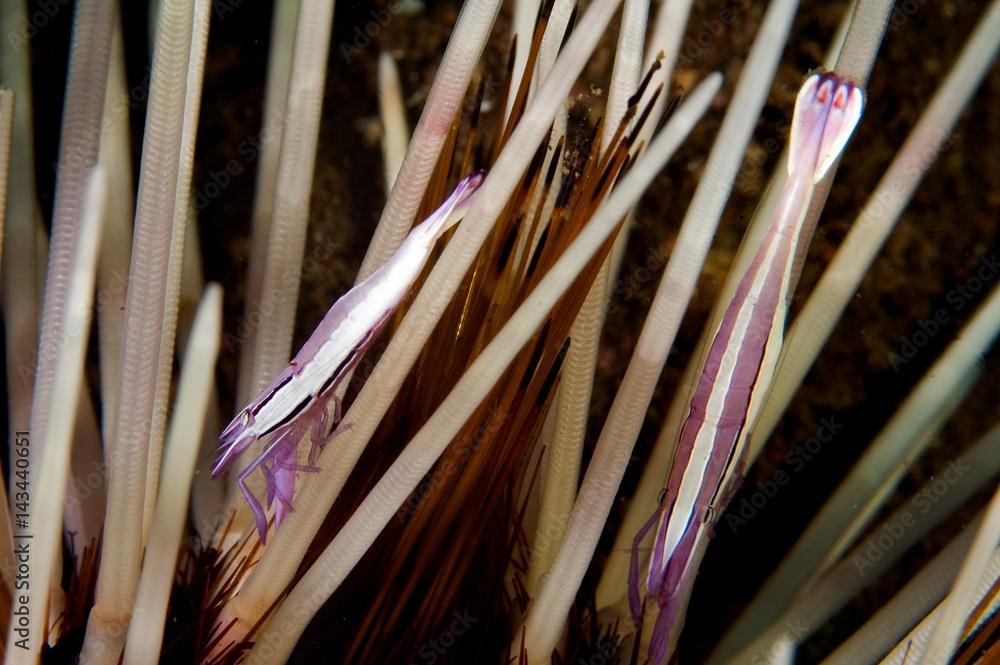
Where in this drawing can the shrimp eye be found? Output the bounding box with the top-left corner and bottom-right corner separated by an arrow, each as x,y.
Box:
816,82 -> 830,103
241,411 -> 252,427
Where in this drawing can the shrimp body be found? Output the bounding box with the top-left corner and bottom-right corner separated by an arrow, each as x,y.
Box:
631,73 -> 863,661
215,172 -> 485,540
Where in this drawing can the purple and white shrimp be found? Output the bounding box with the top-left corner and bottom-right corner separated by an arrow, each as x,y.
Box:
630,73 -> 863,661
214,172 -> 485,542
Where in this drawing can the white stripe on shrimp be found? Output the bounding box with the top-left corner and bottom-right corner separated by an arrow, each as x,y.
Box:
630,72 -> 863,663
214,172 -> 485,541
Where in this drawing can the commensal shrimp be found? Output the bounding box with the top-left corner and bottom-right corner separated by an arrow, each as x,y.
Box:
631,73 -> 863,661
214,172 -> 485,542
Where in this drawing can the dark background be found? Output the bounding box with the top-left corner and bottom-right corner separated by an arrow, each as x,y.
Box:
13,0 -> 1000,662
